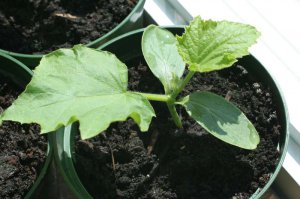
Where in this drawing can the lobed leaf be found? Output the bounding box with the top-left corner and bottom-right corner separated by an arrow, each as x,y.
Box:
180,91 -> 260,149
142,25 -> 185,94
176,16 -> 260,72
0,45 -> 155,139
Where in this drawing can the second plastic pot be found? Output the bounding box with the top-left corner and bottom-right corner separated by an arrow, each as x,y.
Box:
0,0 -> 145,69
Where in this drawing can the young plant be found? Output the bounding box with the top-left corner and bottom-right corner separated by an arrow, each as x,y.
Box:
0,16 -> 260,149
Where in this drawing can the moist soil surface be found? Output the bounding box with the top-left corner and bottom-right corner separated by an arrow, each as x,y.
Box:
74,59 -> 281,199
0,77 -> 47,199
0,0 -> 138,54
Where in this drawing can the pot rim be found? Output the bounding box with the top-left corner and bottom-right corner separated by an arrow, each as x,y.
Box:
57,26 -> 290,199
0,52 -> 53,199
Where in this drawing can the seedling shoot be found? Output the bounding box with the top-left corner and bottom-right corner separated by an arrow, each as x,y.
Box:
0,16 -> 261,149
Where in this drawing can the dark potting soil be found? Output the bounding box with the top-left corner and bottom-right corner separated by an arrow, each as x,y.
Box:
0,0 -> 138,54
0,77 -> 47,199
74,59 -> 281,199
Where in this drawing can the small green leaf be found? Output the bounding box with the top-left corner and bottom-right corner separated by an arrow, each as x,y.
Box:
177,16 -> 260,72
181,91 -> 259,149
142,25 -> 185,94
0,45 -> 155,139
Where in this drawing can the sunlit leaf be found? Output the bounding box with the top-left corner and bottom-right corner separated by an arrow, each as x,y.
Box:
0,45 -> 155,139
142,25 -> 185,94
177,16 -> 260,72
180,91 -> 259,149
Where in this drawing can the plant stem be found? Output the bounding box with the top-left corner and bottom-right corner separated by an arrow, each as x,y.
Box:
164,71 -> 195,128
167,102 -> 183,128
135,71 -> 195,129
171,71 -> 195,99
137,92 -> 182,127
137,92 -> 170,102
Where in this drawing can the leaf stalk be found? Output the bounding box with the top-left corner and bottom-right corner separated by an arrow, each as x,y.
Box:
138,71 -> 195,128
171,71 -> 195,99
167,101 -> 183,128
138,92 -> 171,102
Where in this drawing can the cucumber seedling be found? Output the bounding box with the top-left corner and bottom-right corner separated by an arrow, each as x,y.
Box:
0,17 -> 261,149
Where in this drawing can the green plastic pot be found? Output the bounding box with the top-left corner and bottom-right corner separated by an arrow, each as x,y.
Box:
53,27 -> 289,199
0,52 -> 54,199
0,0 -> 145,69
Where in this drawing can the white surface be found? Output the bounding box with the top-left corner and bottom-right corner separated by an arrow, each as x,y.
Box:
144,0 -> 173,25
284,137 -> 300,186
145,0 -> 300,187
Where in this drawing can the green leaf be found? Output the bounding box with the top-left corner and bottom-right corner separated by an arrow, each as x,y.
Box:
176,16 -> 260,72
0,45 -> 155,139
180,91 -> 259,149
142,25 -> 185,94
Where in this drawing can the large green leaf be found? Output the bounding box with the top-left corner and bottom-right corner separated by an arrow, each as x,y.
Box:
142,25 -> 185,94
0,45 -> 155,139
177,16 -> 260,72
180,91 -> 259,149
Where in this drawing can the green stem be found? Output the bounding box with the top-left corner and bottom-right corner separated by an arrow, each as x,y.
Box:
135,71 -> 195,128
137,92 -> 182,128
165,71 -> 195,128
137,92 -> 170,102
171,71 -> 195,99
167,102 -> 183,128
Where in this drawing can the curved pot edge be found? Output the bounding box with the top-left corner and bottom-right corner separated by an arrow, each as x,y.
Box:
24,134 -> 54,199
53,125 -> 92,199
244,55 -> 290,198
86,0 -> 146,48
